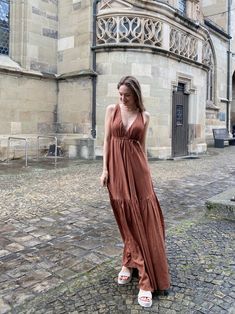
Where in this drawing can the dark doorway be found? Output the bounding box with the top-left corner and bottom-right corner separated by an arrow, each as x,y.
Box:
172,83 -> 189,157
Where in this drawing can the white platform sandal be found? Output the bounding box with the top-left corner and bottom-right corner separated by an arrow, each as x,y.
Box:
118,267 -> 133,285
138,289 -> 152,307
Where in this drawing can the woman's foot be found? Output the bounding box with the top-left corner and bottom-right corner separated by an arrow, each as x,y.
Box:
138,289 -> 152,307
118,266 -> 133,285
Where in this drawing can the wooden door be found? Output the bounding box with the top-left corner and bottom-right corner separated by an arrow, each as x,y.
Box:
172,83 -> 189,157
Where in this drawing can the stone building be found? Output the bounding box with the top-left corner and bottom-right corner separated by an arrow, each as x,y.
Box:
202,0 -> 235,139
0,0 -> 234,160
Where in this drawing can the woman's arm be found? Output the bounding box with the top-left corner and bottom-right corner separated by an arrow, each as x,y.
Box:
100,104 -> 115,186
140,111 -> 150,156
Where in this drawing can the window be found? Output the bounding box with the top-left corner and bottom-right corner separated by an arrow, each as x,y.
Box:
178,0 -> 186,15
176,105 -> 184,126
207,68 -> 214,102
0,0 -> 9,55
208,69 -> 213,100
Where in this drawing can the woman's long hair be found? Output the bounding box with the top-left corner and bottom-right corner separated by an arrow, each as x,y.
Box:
117,76 -> 145,112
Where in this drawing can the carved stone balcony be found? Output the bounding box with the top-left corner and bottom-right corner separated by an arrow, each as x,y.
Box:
97,15 -> 162,47
202,41 -> 213,67
169,27 -> 198,61
95,3 -> 213,70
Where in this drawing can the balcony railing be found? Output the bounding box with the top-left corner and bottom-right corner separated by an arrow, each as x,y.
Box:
169,28 -> 198,61
97,15 -> 162,47
96,13 -> 212,67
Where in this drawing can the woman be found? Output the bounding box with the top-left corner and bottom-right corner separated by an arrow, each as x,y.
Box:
100,76 -> 170,308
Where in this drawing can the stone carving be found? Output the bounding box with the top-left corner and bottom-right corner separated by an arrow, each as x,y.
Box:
98,0 -> 133,10
169,28 -> 198,61
202,41 -> 213,67
96,10 -> 213,71
97,15 -> 162,46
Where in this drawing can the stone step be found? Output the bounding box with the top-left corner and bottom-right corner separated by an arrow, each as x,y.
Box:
205,188 -> 235,220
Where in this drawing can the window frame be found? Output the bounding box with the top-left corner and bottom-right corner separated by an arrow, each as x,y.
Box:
0,0 -> 10,55
178,0 -> 187,15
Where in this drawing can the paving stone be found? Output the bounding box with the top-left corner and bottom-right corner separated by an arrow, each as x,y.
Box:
0,147 -> 234,312
54,268 -> 78,280
17,270 -> 52,288
5,242 -> 25,252
0,297 -> 11,314
0,224 -> 16,233
31,277 -> 64,293
39,234 -> 54,241
228,306 -> 235,314
0,250 -> 10,257
7,263 -> 36,279
71,260 -> 95,273
0,237 -> 12,247
3,288 -> 35,308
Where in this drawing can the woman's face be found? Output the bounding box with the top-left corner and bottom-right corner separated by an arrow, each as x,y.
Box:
119,84 -> 135,108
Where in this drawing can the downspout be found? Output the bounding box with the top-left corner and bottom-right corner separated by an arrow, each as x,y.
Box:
55,2 -> 59,135
226,0 -> 232,131
91,0 -> 100,138
54,80 -> 59,133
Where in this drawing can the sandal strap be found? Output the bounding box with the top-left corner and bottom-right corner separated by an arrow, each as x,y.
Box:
138,290 -> 152,299
118,270 -> 131,277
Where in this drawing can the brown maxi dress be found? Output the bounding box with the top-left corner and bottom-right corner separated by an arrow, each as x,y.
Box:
107,104 -> 170,292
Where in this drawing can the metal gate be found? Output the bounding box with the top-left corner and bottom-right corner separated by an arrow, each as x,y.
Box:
172,83 -> 189,157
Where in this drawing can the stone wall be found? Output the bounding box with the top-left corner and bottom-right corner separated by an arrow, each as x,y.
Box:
55,0 -> 94,158
204,31 -> 229,141
0,66 -> 57,161
0,0 -> 95,160
11,0 -> 58,73
57,76 -> 92,135
201,0 -> 227,31
1,0 -> 234,161
95,50 -> 207,158
0,73 -> 56,134
1,0 -> 58,135
57,0 -> 92,75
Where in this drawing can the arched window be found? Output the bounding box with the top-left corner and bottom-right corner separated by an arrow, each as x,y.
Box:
178,0 -> 187,15
0,0 -> 9,55
207,68 -> 213,101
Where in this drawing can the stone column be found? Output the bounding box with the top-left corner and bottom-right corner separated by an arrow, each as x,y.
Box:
197,40 -> 202,64
162,23 -> 170,51
10,1 -> 28,67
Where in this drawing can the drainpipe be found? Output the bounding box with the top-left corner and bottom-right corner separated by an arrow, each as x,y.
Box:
91,0 -> 100,138
55,80 -> 59,133
226,0 -> 232,131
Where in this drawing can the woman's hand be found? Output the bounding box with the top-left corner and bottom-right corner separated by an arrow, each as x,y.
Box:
100,170 -> 108,187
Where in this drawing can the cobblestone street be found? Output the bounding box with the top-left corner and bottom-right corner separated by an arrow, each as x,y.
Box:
0,147 -> 234,313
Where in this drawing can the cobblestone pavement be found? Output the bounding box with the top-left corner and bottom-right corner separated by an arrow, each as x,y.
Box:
0,147 -> 234,313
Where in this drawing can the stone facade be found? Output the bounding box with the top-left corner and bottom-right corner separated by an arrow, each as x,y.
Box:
201,0 -> 235,139
94,0 -> 226,155
0,0 -> 234,160
95,51 -> 207,157
0,0 -> 94,160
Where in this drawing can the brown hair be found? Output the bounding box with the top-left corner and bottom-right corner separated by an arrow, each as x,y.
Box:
117,76 -> 145,112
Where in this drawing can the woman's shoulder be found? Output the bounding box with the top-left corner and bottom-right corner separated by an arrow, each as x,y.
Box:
142,110 -> 150,124
143,110 -> 150,118
106,104 -> 116,111
106,104 -> 117,116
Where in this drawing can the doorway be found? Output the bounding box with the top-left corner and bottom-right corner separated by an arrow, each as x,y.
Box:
172,83 -> 189,157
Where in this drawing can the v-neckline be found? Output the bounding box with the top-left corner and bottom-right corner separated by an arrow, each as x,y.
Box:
118,104 -> 139,134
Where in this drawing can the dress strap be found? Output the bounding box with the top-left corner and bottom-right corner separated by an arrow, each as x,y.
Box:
140,111 -> 145,125
110,104 -> 119,124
